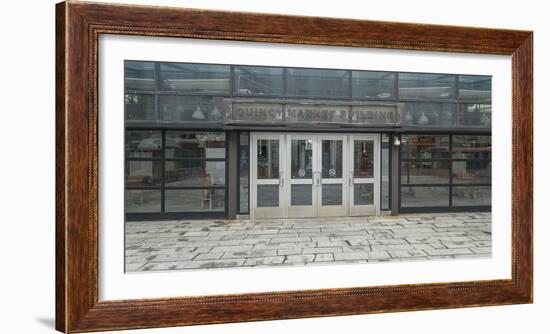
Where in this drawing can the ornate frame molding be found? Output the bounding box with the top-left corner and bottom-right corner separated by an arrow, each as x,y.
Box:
56,1 -> 532,332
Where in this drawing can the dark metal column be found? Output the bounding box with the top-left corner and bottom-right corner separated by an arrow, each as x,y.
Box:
227,131 -> 239,219
390,134 -> 400,215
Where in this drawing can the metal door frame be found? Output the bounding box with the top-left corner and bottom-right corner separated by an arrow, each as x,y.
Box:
250,133 -> 286,219
286,134 -> 319,218
318,133 -> 349,217
250,132 -> 380,219
348,134 -> 380,216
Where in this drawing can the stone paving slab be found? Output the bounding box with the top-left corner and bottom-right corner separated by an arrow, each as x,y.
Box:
125,212 -> 491,272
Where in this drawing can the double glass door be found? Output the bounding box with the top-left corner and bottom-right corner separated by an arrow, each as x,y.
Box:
251,133 -> 379,219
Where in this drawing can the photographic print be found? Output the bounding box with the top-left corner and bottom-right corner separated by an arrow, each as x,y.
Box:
123,61 -> 492,273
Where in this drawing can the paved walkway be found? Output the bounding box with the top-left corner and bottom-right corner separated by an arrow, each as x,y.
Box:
125,212 -> 491,272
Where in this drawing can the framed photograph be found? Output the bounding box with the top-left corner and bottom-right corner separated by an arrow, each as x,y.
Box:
56,1 -> 532,332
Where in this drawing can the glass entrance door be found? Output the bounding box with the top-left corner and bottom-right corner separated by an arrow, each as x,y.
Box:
251,134 -> 286,219
286,135 -> 318,217
251,133 -> 379,219
319,135 -> 348,217
349,135 -> 379,216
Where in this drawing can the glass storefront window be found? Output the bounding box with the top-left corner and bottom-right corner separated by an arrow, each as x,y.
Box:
401,135 -> 450,159
159,63 -> 230,94
125,61 -> 156,91
459,75 -> 491,101
125,130 -> 162,158
285,68 -> 350,98
398,73 -> 455,100
380,134 -> 390,210
452,186 -> 491,206
125,94 -> 156,121
126,161 -> 162,187
165,160 -> 225,187
165,132 -> 225,159
401,160 -> 450,185
352,71 -> 395,100
125,190 -> 161,213
159,96 -> 224,122
400,134 -> 491,211
234,66 -> 283,96
163,131 -> 226,213
458,103 -> 492,127
401,186 -> 449,207
239,132 -> 250,214
125,130 -> 227,216
452,160 -> 491,184
165,189 -> 225,212
403,102 -> 455,127
452,135 -> 491,159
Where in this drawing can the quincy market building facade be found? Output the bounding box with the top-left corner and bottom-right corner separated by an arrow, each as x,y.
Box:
124,61 -> 491,221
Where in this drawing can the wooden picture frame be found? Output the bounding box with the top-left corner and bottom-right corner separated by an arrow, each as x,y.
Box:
56,1 -> 533,332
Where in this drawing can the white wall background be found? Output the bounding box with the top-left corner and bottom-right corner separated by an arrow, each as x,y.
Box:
0,0 -> 546,333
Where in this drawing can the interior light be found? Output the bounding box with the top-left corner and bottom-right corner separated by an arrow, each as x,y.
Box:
192,105 -> 206,120
417,111 -> 430,125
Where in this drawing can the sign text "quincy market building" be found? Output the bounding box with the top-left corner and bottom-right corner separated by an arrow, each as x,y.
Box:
224,99 -> 403,127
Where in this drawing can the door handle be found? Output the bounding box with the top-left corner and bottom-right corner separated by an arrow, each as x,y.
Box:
318,172 -> 321,186
280,171 -> 284,188
315,171 -> 321,186
349,171 -> 354,187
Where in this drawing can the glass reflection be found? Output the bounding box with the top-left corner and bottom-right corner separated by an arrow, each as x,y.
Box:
459,75 -> 491,101
400,186 -> 449,207
165,189 -> 225,212
257,140 -> 279,179
458,103 -> 491,127
401,161 -> 450,185
403,103 -> 455,126
257,185 -> 279,207
234,66 -> 283,96
291,184 -> 312,206
353,141 -> 374,178
401,135 -> 450,159
125,190 -> 161,213
239,132 -> 249,213
398,73 -> 455,99
125,131 -> 162,158
322,140 -> 343,178
160,96 -> 224,122
322,184 -> 343,206
126,161 -> 162,187
291,140 -> 313,179
124,61 -> 156,90
380,134 -> 390,210
452,186 -> 491,206
165,132 -> 225,159
452,161 -> 491,184
125,94 -> 156,120
354,184 -> 373,205
352,71 -> 395,99
165,161 -> 225,187
286,68 -> 350,98
159,63 -> 230,94
452,135 -> 491,159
